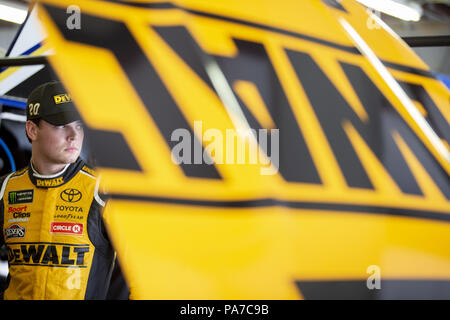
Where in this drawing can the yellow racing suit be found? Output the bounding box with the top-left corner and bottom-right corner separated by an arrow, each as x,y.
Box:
0,158 -> 117,299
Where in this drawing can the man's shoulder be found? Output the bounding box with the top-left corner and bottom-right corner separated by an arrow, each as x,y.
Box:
1,166 -> 29,186
10,167 -> 29,178
0,166 -> 29,200
71,158 -> 98,181
80,164 -> 98,178
0,174 -> 6,194
76,161 -> 105,207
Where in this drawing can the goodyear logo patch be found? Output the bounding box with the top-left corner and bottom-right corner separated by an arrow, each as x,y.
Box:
8,190 -> 34,205
53,93 -> 72,104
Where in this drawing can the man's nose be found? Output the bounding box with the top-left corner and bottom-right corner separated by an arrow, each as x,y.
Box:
67,127 -> 78,141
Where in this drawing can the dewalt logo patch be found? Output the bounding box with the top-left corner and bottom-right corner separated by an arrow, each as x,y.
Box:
53,93 -> 72,104
36,177 -> 64,187
8,243 -> 90,267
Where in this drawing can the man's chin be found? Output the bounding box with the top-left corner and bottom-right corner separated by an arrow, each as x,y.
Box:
60,154 -> 80,164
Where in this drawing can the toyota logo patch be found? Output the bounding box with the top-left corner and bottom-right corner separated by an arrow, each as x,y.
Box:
60,188 -> 82,203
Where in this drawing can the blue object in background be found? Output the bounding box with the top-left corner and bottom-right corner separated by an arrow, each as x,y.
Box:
0,137 -> 16,172
436,73 -> 450,89
0,97 -> 27,109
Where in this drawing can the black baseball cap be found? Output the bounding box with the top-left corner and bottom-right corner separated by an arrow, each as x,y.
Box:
27,81 -> 81,126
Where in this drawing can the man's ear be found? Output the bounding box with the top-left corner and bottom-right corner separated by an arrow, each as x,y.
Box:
26,120 -> 39,142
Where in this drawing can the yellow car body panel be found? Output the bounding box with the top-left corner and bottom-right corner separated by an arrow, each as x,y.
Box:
37,0 -> 449,299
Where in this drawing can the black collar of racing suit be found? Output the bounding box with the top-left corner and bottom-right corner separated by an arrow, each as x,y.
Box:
28,157 -> 84,188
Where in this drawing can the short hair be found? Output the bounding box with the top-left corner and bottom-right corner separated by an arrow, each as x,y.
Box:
25,118 -> 41,143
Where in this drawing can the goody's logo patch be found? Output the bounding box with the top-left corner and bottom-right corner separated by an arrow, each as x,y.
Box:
60,188 -> 82,202
8,190 -> 34,205
50,222 -> 83,235
5,224 -> 26,239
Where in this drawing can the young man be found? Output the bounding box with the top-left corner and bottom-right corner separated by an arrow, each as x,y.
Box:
0,81 -> 127,299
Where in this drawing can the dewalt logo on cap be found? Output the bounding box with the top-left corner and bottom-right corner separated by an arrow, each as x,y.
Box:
53,94 -> 72,104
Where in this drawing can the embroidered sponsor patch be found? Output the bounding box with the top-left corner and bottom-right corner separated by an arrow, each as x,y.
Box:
53,93 -> 72,104
36,177 -> 64,187
8,205 -> 28,214
8,190 -> 34,205
7,205 -> 31,221
5,224 -> 26,239
50,222 -> 83,235
60,188 -> 82,203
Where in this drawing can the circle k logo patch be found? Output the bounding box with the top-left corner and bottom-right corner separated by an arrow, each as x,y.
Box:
60,188 -> 82,203
50,222 -> 83,235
